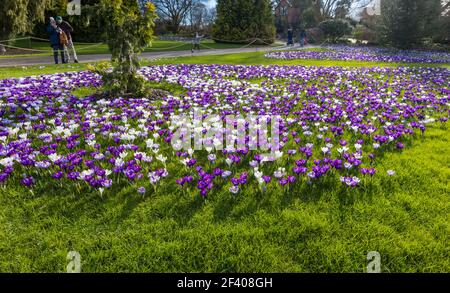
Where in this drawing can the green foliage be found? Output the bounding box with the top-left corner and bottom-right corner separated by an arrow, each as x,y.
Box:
318,19 -> 352,43
71,86 -> 99,98
0,0 -> 52,40
353,25 -> 379,44
212,0 -> 276,44
300,5 -> 322,28
92,0 -> 157,97
381,0 -> 423,49
380,0 -> 446,49
275,0 -> 322,35
421,0 -> 449,44
28,0 -> 107,43
305,27 -> 325,44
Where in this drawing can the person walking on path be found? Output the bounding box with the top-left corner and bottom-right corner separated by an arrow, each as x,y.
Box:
47,17 -> 66,64
56,16 -> 79,63
287,28 -> 294,46
299,29 -> 307,47
191,32 -> 202,53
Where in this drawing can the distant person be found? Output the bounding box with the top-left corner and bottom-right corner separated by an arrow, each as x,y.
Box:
299,29 -> 307,47
287,28 -> 294,46
47,17 -> 66,64
191,32 -> 202,52
56,16 -> 78,63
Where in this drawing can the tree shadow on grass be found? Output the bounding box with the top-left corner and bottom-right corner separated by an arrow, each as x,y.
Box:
209,175 -> 381,224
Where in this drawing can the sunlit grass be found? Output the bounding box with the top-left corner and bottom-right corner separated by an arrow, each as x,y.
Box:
0,52 -> 448,272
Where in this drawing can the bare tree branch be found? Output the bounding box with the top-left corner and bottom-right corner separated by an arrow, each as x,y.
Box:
153,0 -> 198,33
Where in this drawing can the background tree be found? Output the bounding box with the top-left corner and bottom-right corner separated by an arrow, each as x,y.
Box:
213,0 -> 276,44
379,0 -> 447,48
138,0 -> 153,9
188,2 -> 208,32
380,0 -> 423,48
273,0 -> 321,36
319,0 -> 352,19
32,0 -> 106,43
202,7 -> 217,33
423,0 -> 450,44
0,0 -> 52,40
318,18 -> 352,42
273,0 -> 370,37
90,0 -> 157,96
153,0 -> 196,33
438,0 -> 450,43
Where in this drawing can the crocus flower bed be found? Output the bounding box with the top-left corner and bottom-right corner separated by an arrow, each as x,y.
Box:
0,64 -> 448,197
265,45 -> 450,64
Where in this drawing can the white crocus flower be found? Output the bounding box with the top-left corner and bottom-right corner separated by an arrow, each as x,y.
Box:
146,138 -> 154,149
156,154 -> 167,163
48,153 -> 61,163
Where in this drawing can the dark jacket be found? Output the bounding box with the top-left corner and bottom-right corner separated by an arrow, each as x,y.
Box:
47,25 -> 61,46
58,21 -> 74,40
300,30 -> 307,39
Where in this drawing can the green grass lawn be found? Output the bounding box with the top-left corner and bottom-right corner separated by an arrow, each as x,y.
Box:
0,125 -> 448,272
0,38 -> 279,58
150,51 -> 450,68
0,53 -> 449,272
1,51 -> 448,80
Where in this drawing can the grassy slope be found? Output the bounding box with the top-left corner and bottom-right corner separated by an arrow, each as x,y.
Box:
0,126 -> 448,272
0,53 -> 449,272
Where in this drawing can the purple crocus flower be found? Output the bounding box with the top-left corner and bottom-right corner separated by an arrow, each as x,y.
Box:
231,177 -> 240,186
187,158 -> 197,167
279,178 -> 289,186
137,187 -> 146,195
0,173 -> 8,183
293,166 -> 307,174
52,171 -> 64,179
21,175 -> 35,187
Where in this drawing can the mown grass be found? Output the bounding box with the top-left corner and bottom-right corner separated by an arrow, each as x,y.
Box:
1,51 -> 448,80
0,39 -> 278,58
0,124 -> 448,272
0,52 -> 449,272
0,63 -> 88,79
150,51 -> 450,68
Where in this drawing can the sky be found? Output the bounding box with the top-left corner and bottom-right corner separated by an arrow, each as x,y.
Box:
204,0 -> 216,9
203,0 -> 377,15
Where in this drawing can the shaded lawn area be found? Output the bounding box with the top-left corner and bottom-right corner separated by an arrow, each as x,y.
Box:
0,53 -> 448,272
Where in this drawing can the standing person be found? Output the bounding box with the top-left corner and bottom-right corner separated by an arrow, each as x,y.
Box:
47,17 -> 66,64
56,16 -> 79,63
287,28 -> 294,46
191,32 -> 202,53
299,29 -> 307,47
